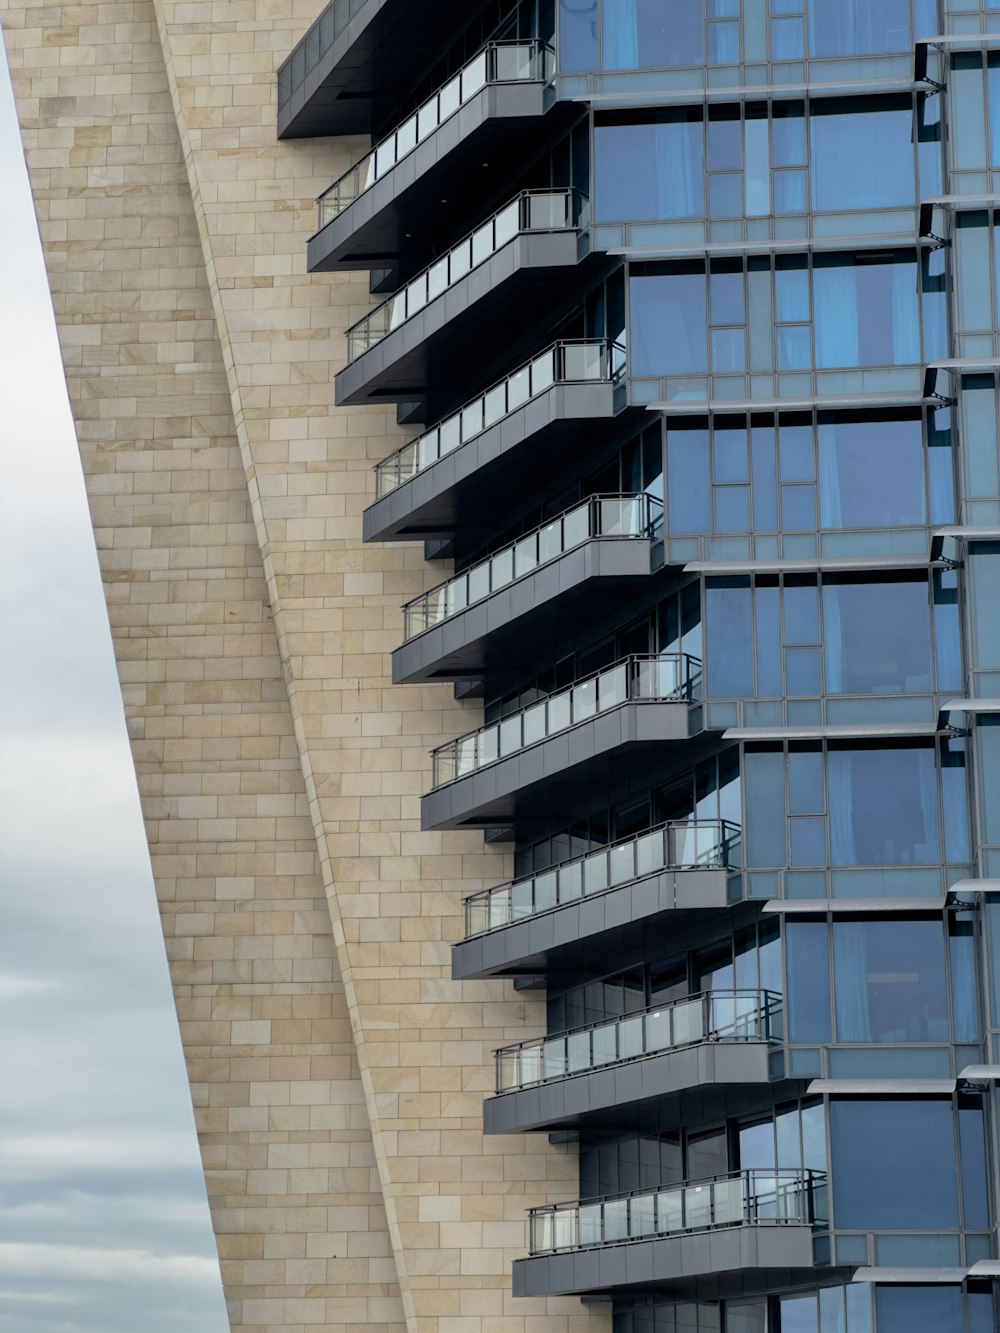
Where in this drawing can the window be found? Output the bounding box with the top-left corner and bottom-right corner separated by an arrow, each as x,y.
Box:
875,1287 -> 963,1333
807,0 -> 911,57
833,919 -> 948,1042
812,255 -> 920,368
630,271 -> 707,376
743,742 -> 967,870
822,577 -> 933,695
595,116 -> 704,222
829,1099 -> 959,1228
809,100 -> 916,213
816,417 -> 926,529
603,0 -> 701,69
559,0 -> 598,71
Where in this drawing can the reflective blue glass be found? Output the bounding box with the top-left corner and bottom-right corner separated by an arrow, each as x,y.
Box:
595,118 -> 704,221
875,1287 -> 961,1333
827,746 -> 940,866
816,418 -> 925,529
756,585 -> 782,695
833,919 -> 948,1042
744,749 -> 786,867
630,275 -> 707,375
788,749 -> 824,813
809,103 -> 916,212
951,917 -> 980,1044
822,578 -> 933,695
603,0 -> 702,68
807,0 -> 910,57
780,1296 -> 818,1333
960,1106 -> 989,1229
831,1101 -> 958,1229
813,257 -> 920,368
787,921 -> 832,1043
706,579 -> 753,696
771,15 -> 804,58
666,429 -> 710,533
559,0 -> 598,71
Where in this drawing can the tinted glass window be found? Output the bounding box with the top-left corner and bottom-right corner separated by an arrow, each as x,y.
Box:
828,746 -> 940,866
875,1287 -> 961,1333
559,0 -> 598,70
830,1100 -> 958,1228
603,0 -> 703,69
816,418 -> 925,529
833,919 -> 947,1042
630,274 -> 707,376
810,103 -> 915,212
813,257 -> 920,368
807,0 -> 911,57
787,921 -> 832,1044
823,578 -> 933,695
596,117 -> 704,222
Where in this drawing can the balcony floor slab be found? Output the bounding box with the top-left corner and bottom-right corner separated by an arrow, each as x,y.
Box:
452,867 -> 731,981
484,1039 -> 776,1135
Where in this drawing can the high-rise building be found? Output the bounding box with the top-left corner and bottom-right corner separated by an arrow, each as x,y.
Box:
6,0 -> 1000,1329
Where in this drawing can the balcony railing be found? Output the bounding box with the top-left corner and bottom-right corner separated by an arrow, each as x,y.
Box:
278,0 -> 364,111
528,1169 -> 827,1255
463,819 -> 742,939
495,990 -> 783,1094
316,41 -> 555,228
345,188 -> 583,363
374,338 -> 625,499
430,653 -> 702,789
402,494 -> 663,641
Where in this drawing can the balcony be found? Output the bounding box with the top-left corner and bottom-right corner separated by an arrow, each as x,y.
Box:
452,819 -> 741,982
334,189 -> 598,409
393,495 -> 663,687
308,41 -> 562,273
364,340 -> 625,544
277,0 -> 462,138
514,1169 -> 825,1299
421,654 -> 703,832
485,990 -> 781,1135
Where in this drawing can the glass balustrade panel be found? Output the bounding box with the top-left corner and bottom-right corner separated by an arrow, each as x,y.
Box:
685,1184 -> 713,1231
559,861 -> 583,901
645,1008 -> 672,1052
618,1014 -> 644,1060
543,1038 -> 566,1081
591,1025 -> 617,1067
534,869 -> 557,912
714,1178 -> 746,1227
630,1194 -> 656,1238
553,1210 -> 578,1251
578,1203 -> 602,1247
657,1187 -> 684,1235
672,995 -> 706,1047
566,1030 -> 591,1073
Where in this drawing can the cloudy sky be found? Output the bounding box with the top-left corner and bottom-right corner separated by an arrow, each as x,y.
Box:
0,43 -> 229,1333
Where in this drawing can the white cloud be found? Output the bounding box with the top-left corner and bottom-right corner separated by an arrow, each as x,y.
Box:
0,1131 -> 198,1176
0,976 -> 57,998
0,1245 -> 221,1289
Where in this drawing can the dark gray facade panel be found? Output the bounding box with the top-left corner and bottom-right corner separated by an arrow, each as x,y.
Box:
483,1041 -> 774,1134
511,1226 -> 816,1297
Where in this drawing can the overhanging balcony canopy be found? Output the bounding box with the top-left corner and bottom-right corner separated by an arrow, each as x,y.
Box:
334,189 -> 599,409
484,989 -> 783,1135
514,1169 -> 825,1299
277,0 -> 463,138
452,819 -> 741,982
393,495 -> 663,687
308,41 -> 564,272
364,339 -> 624,544
421,654 -> 703,831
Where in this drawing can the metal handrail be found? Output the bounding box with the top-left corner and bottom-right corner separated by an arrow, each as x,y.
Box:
315,40 -> 555,227
463,818 -> 742,939
430,652 -> 702,789
528,1168 -> 828,1255
402,494 -> 663,641
278,0 -> 365,110
373,338 -> 626,499
494,989 -> 783,1094
344,188 -> 584,364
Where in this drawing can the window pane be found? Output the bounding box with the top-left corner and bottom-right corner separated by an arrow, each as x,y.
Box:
596,117 -> 705,222
604,0 -> 703,68
817,418 -> 925,529
744,749 -> 786,867
828,746 -> 940,866
875,1288 -> 962,1333
822,578 -> 933,695
810,104 -> 915,212
706,580 -> 752,696
787,922 -> 832,1043
830,1101 -> 958,1229
668,428 -> 711,533
833,919 -> 948,1043
807,0 -> 910,57
630,274 -> 707,376
814,258 -> 920,369
559,0 -> 598,71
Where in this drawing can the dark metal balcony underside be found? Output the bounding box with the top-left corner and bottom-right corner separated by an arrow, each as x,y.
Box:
512,1227 -> 817,1300
334,233 -> 603,409
308,84 -> 570,271
483,1041 -> 775,1136
279,1 -> 460,138
393,539 -> 660,687
421,701 -> 694,832
451,868 -> 730,981
364,381 -> 620,544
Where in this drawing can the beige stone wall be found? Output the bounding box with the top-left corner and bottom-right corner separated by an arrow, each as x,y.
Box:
2,2 -> 612,1331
